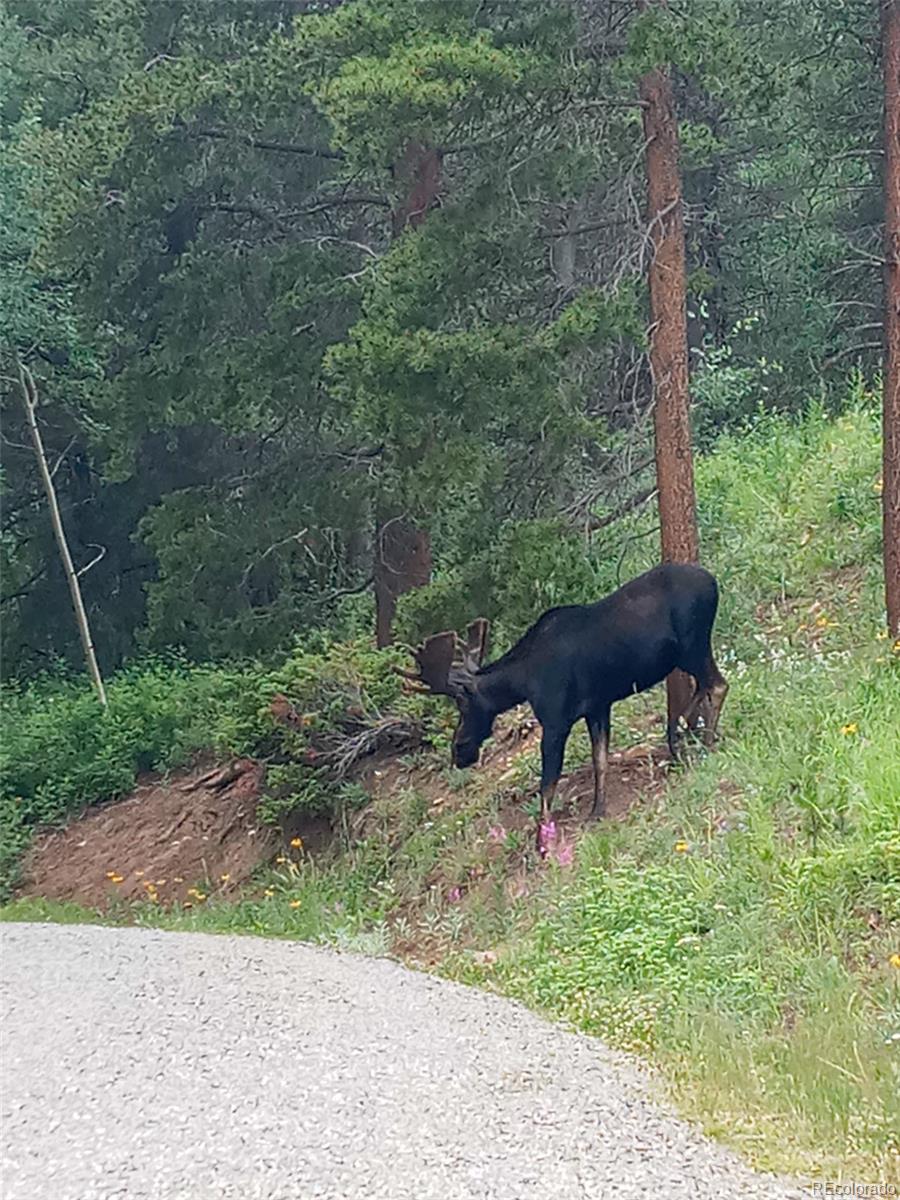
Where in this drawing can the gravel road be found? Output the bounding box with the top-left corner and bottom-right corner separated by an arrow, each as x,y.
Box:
1,923 -> 806,1200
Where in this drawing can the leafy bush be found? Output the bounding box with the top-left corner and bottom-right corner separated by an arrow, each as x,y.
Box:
0,639 -> 443,896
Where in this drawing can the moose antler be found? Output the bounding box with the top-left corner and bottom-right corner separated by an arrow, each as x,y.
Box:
462,618 -> 490,672
395,620 -> 491,697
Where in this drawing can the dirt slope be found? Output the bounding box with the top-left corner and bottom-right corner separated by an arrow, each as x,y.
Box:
17,712 -> 671,911
17,758 -> 272,909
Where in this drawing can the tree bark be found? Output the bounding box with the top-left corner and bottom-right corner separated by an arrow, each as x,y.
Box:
390,141 -> 442,237
373,142 -> 441,646
640,65 -> 698,565
16,361 -> 107,705
373,515 -> 432,649
638,12 -> 699,728
883,0 -> 900,637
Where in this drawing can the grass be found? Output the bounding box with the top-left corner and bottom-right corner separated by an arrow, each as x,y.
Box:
2,393 -> 899,1182
476,651 -> 899,1180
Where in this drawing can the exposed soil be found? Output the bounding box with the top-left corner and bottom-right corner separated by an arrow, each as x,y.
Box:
17,708 -> 674,915
16,758 -> 274,910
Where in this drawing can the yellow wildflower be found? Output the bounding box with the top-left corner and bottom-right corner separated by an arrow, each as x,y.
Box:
155,879 -> 166,886
110,874 -> 124,884
105,871 -> 117,879
289,899 -> 302,909
290,837 -> 303,849
275,855 -> 287,865
893,639 -> 900,655
220,873 -> 230,882
264,888 -> 274,899
840,723 -> 858,736
889,953 -> 900,969
674,841 -> 690,853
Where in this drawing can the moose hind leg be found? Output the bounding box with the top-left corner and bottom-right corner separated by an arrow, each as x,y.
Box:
687,653 -> 729,748
666,668 -> 696,760
703,665 -> 729,747
585,712 -> 610,820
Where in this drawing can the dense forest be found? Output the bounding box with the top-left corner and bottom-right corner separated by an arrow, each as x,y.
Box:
2,0 -> 894,677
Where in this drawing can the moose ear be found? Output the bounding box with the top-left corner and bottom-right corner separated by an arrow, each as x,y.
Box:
463,618 -> 490,670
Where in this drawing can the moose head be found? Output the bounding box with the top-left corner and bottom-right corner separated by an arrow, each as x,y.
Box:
397,619 -> 492,768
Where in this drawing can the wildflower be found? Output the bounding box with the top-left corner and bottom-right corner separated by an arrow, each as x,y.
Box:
110,874 -> 124,884
173,876 -> 184,883
873,478 -> 883,494
448,886 -> 462,903
183,901 -> 193,909
840,723 -> 858,736
155,879 -> 166,886
264,888 -> 274,899
554,840 -> 575,868
289,899 -> 302,909
889,953 -> 900,970
105,871 -> 117,879
674,841 -> 690,853
488,825 -> 505,842
290,837 -> 303,849
537,820 -> 557,858
893,639 -> 900,656
134,869 -> 145,877
220,873 -> 230,882
815,614 -> 830,628
275,855 -> 287,865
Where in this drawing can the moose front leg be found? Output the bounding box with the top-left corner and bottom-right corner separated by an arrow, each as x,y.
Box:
585,710 -> 610,820
537,726 -> 568,854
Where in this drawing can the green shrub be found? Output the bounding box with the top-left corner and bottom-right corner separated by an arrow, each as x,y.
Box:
0,639 -> 441,895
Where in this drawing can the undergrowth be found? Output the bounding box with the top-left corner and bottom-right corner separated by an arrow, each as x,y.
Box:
2,393 -> 899,1180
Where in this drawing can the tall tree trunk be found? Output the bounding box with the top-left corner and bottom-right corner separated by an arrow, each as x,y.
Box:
638,17 -> 699,731
17,361 -> 108,706
883,0 -> 900,637
391,141 -> 442,238
374,142 -> 441,647
373,515 -> 432,649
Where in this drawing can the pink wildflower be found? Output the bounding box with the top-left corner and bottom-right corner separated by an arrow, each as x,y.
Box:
488,825 -> 505,842
448,886 -> 462,903
537,819 -> 557,858
553,839 -> 575,868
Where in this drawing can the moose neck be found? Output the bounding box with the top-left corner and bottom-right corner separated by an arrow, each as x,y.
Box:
472,659 -> 526,718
